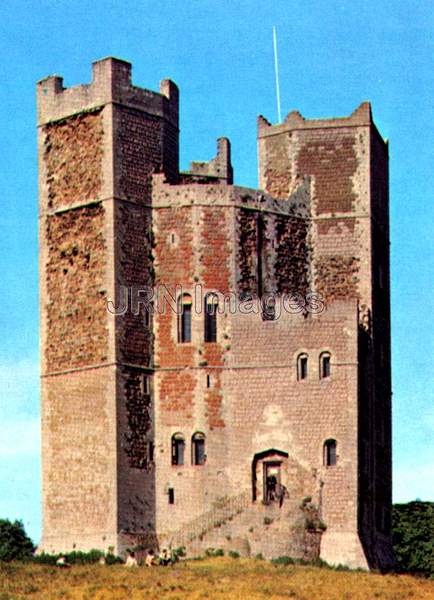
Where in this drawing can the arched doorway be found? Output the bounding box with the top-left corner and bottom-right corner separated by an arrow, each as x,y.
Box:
252,449 -> 289,504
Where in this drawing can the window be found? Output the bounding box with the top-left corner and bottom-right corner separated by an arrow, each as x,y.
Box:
192,432 -> 206,466
168,488 -> 175,504
324,439 -> 337,466
261,294 -> 276,321
257,216 -> 265,297
178,294 -> 192,343
171,433 -> 185,465
204,293 -> 218,342
140,374 -> 150,395
148,441 -> 154,463
297,353 -> 308,380
320,352 -> 331,379
206,374 -> 211,388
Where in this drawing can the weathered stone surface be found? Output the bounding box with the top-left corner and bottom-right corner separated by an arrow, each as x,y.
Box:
43,110 -> 103,210
38,59 -> 393,571
45,204 -> 108,372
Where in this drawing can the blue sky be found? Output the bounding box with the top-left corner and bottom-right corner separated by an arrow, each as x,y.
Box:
0,0 -> 432,543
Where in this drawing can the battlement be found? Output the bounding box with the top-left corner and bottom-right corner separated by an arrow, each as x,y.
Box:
37,57 -> 178,127
38,57 -> 392,570
258,102 -> 374,138
187,137 -> 233,183
152,172 -> 311,217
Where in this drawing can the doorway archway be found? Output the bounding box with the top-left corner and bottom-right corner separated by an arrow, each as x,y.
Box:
252,449 -> 289,504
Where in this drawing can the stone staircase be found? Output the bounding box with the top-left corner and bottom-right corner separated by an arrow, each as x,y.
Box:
160,492 -> 323,560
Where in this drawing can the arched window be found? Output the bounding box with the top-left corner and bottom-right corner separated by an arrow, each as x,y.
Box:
177,294 -> 192,343
191,432 -> 206,466
204,293 -> 218,342
297,353 -> 308,381
171,433 -> 185,465
324,439 -> 337,466
320,352 -> 331,379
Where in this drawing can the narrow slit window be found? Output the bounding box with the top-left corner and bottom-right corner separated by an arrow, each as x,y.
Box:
168,488 -> 175,504
206,374 -> 211,388
324,439 -> 337,466
178,294 -> 192,343
171,433 -> 185,466
257,216 -> 265,298
140,374 -> 150,395
320,352 -> 331,379
297,353 -> 308,380
192,432 -> 206,466
204,293 -> 218,342
148,441 -> 154,463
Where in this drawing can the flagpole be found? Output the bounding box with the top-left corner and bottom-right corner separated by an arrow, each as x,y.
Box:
273,25 -> 282,123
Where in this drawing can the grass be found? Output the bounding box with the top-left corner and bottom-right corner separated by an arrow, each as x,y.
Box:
1,557 -> 434,599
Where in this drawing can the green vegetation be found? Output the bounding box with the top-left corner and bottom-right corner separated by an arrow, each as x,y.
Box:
33,549 -> 123,565
392,500 -> 434,577
0,520 -> 34,562
205,547 -> 224,557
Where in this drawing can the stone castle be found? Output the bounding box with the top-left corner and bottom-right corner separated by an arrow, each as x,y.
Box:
37,57 -> 393,569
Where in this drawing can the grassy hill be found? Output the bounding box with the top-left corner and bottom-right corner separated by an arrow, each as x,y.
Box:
1,557 -> 434,600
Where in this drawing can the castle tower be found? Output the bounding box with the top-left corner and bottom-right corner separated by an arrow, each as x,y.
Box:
258,105 -> 393,568
38,58 -> 392,569
38,58 -> 178,552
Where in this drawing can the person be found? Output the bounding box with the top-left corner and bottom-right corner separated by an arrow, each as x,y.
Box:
266,475 -> 277,502
159,548 -> 171,566
145,549 -> 156,567
278,483 -> 289,508
56,556 -> 71,568
125,550 -> 138,567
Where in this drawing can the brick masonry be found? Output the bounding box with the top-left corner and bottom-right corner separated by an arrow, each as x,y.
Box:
38,58 -> 393,570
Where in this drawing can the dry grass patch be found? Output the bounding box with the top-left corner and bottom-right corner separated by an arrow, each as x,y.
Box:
1,557 -> 434,599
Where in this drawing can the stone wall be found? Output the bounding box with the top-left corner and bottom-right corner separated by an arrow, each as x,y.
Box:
38,58 -> 179,555
38,58 -> 392,569
43,110 -> 103,211
257,103 -> 393,568
44,204 -> 108,372
257,103 -> 373,310
40,366 -> 117,553
150,177 -> 369,566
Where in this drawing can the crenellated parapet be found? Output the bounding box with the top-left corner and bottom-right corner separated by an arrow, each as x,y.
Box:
37,57 -> 178,128
187,137 -> 233,184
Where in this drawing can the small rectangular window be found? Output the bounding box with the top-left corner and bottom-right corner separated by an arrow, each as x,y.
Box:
321,355 -> 330,378
141,375 -> 150,395
328,444 -> 336,466
298,355 -> 308,380
261,296 -> 276,321
168,488 -> 175,504
148,441 -> 154,463
192,435 -> 206,466
324,440 -> 337,466
204,294 -> 218,342
206,374 -> 211,388
172,437 -> 185,466
179,301 -> 192,343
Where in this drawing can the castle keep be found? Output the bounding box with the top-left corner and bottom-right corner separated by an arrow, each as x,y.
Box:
38,57 -> 393,569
